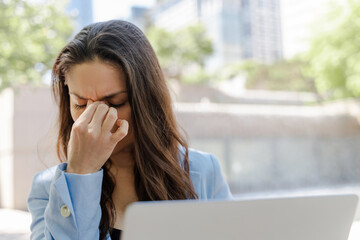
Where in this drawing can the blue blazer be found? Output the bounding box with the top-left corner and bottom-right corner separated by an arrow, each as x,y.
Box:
27,148 -> 233,239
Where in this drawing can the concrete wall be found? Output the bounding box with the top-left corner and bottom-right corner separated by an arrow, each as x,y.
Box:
0,86 -> 59,210
174,102 -> 360,194
1,86 -> 360,212
0,89 -> 14,209
174,101 -> 360,220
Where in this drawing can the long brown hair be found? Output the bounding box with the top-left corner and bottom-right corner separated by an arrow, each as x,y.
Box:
51,20 -> 198,240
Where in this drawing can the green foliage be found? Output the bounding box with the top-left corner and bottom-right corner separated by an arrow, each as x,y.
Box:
213,59 -> 316,92
181,68 -> 213,84
177,24 -> 213,67
306,0 -> 360,99
146,23 -> 213,81
243,59 -> 316,92
215,62 -> 247,82
146,26 -> 177,71
0,0 -> 73,92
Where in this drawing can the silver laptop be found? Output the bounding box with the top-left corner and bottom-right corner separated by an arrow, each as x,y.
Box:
122,194 -> 358,240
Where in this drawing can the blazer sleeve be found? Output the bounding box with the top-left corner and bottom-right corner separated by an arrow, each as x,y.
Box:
209,154 -> 234,200
27,162 -> 111,240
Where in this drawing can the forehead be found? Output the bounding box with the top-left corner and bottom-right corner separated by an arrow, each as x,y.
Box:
65,59 -> 126,97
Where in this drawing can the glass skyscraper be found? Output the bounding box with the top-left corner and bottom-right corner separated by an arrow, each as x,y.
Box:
152,0 -> 283,68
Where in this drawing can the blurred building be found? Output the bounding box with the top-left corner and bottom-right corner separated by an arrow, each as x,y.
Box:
151,0 -> 283,68
128,6 -> 150,31
67,0 -> 94,33
279,0 -> 332,59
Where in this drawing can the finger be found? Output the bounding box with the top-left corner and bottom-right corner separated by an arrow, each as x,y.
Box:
77,100 -> 100,124
89,103 -> 109,128
102,107 -> 118,132
110,119 -> 129,143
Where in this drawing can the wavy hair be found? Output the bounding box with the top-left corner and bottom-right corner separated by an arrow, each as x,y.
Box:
51,20 -> 198,240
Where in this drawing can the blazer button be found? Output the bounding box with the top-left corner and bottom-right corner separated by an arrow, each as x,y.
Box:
60,205 -> 71,218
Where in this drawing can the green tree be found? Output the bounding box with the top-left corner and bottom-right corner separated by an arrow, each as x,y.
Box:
242,59 -> 316,92
146,23 -> 213,81
0,0 -> 73,91
305,0 -> 360,99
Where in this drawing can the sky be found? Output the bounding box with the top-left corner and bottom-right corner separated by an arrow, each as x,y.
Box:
92,0 -> 156,21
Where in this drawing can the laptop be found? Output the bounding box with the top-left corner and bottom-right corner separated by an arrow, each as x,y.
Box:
122,194 -> 358,240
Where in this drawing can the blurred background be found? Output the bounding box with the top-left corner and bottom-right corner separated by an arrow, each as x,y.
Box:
1,0 -> 360,239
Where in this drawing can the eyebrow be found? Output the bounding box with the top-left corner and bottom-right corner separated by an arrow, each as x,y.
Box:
70,90 -> 127,101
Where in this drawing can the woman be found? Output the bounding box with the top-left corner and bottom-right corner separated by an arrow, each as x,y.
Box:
27,20 -> 232,240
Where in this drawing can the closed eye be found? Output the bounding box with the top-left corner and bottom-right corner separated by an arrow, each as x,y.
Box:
74,104 -> 86,110
109,102 -> 126,108
73,102 -> 126,110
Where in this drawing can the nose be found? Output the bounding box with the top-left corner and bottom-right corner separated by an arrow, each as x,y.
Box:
87,100 -> 108,106
86,99 -> 94,106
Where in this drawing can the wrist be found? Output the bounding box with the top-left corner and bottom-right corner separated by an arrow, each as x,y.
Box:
65,163 -> 99,174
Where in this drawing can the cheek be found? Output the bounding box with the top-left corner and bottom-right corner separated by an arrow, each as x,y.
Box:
116,106 -> 132,121
69,98 -> 87,122
116,105 -> 133,132
70,107 -> 83,122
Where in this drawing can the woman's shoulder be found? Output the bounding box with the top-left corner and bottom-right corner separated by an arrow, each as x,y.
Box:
184,147 -> 233,200
185,147 -> 222,175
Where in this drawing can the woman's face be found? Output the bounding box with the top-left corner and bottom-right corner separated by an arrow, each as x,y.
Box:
65,58 -> 135,157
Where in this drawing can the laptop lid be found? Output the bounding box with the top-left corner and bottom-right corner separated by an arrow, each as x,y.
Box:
122,194 -> 358,240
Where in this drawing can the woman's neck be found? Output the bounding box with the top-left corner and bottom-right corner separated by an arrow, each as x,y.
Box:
108,147 -> 135,175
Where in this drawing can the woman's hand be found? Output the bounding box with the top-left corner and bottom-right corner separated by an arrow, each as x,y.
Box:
65,100 -> 129,174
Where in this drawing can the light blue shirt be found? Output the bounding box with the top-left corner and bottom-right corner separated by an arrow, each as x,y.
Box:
27,148 -> 233,239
